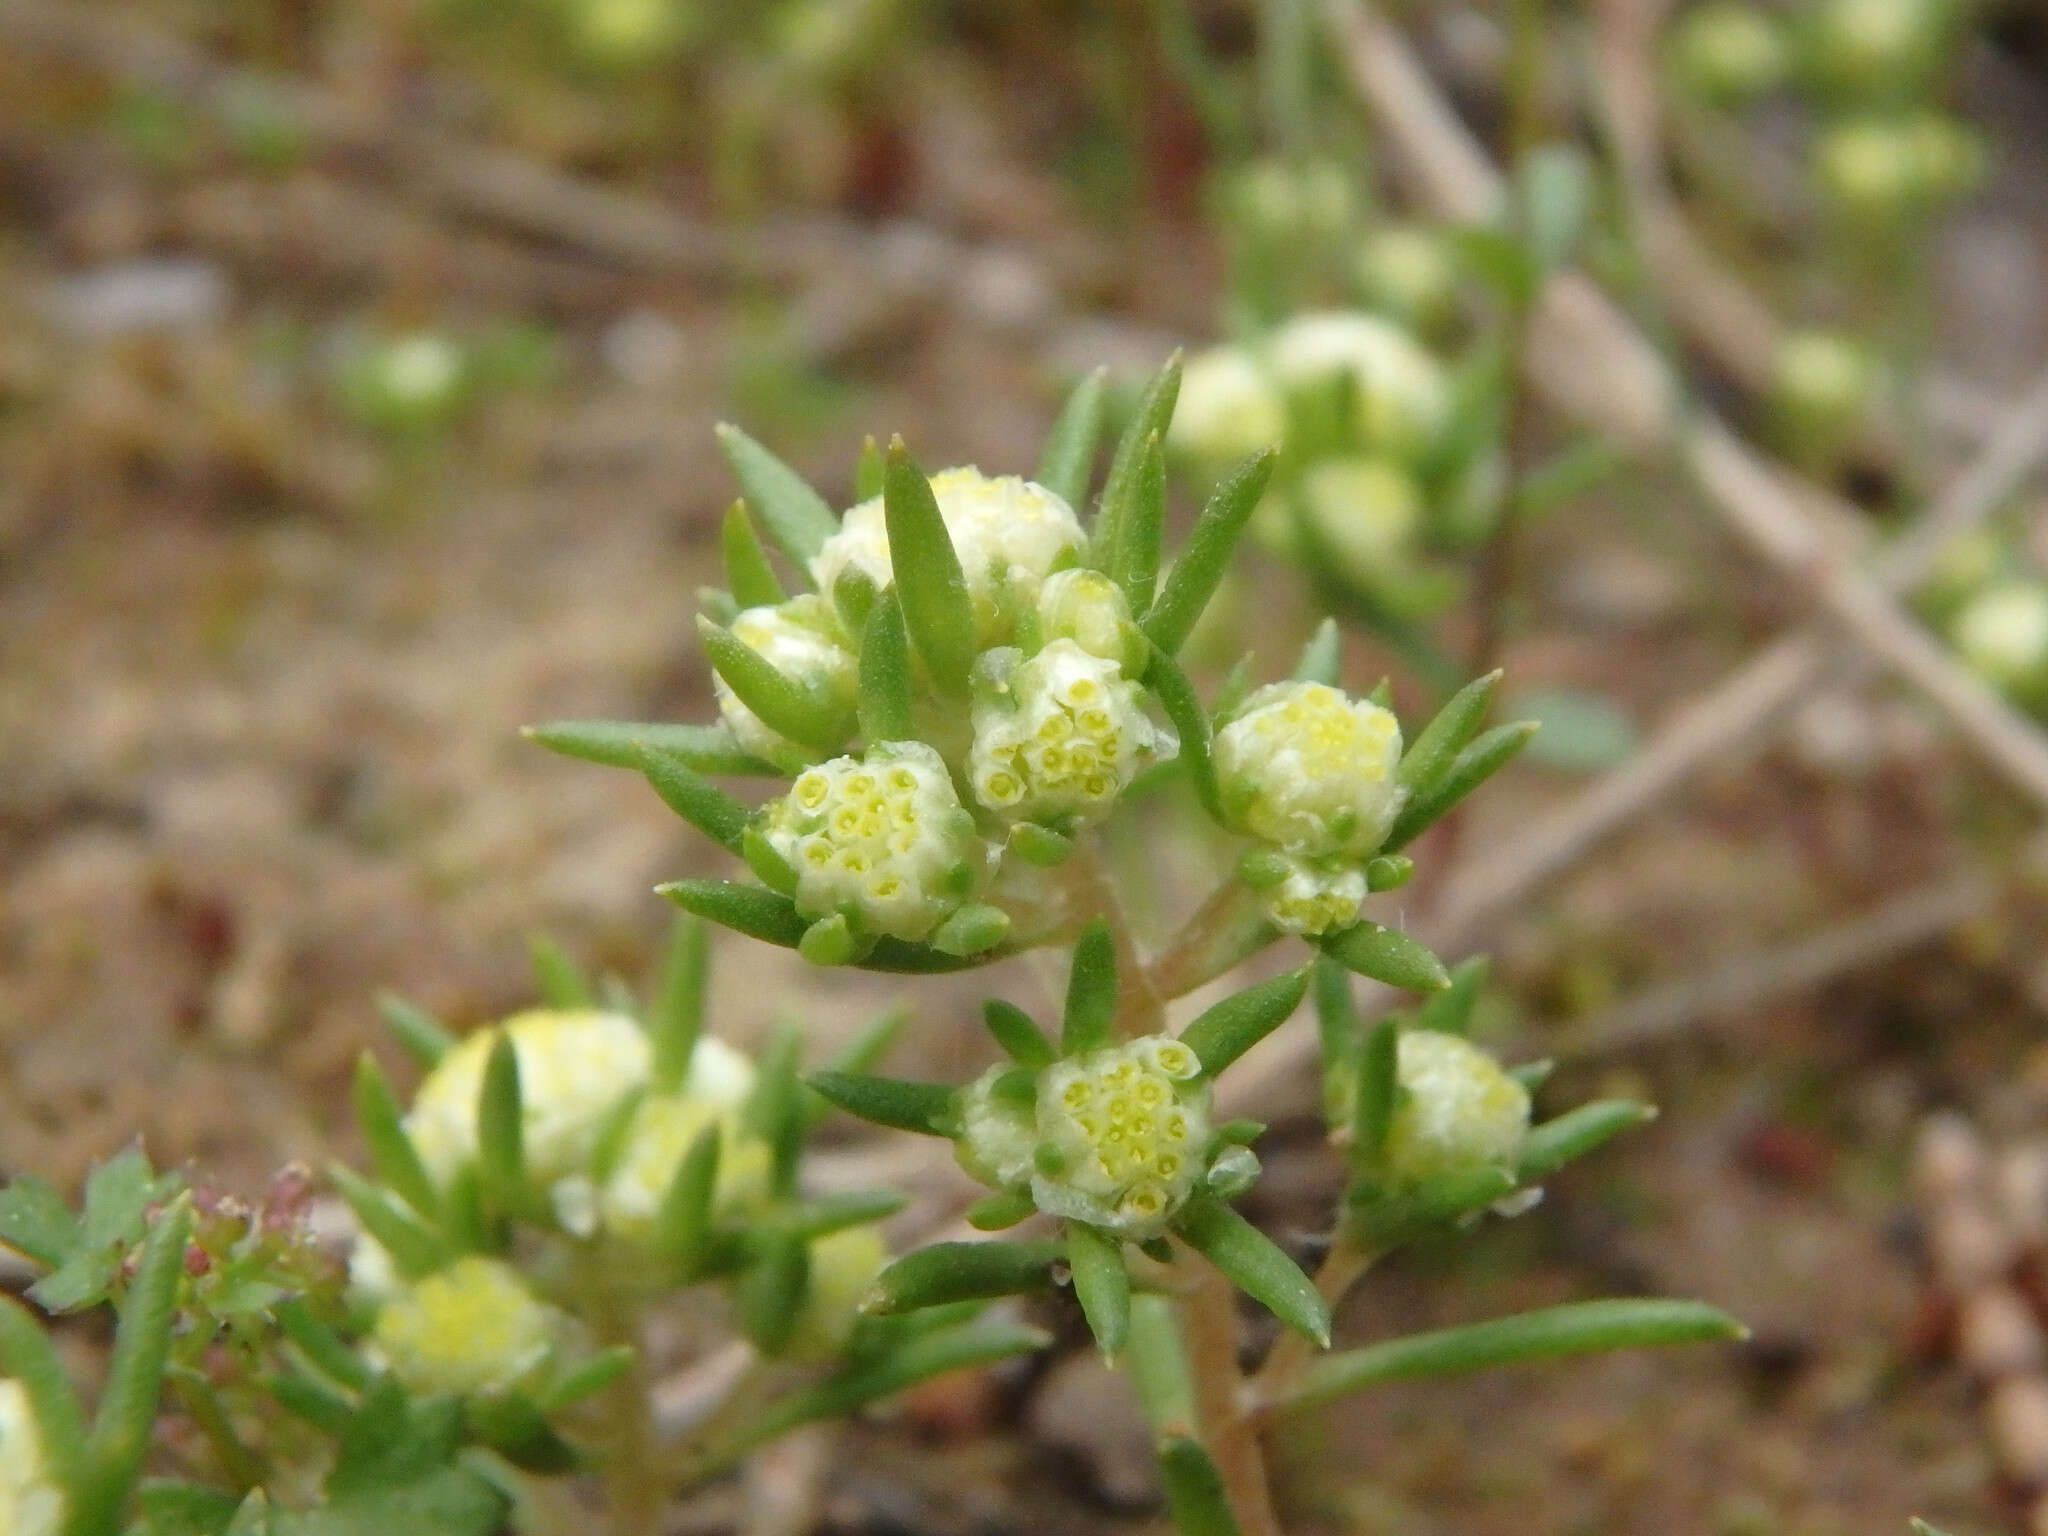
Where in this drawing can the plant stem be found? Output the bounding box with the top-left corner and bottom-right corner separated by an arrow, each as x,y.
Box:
1073,839 -> 1168,1035
1180,1256 -> 1285,1536
1147,880 -> 1277,1002
1249,1241 -> 1378,1403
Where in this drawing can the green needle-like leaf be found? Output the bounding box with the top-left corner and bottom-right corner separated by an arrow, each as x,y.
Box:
1145,648 -> 1222,820
1414,955 -> 1489,1035
751,1026 -> 807,1199
869,1240 -> 1067,1313
527,933 -> 592,1009
1063,921 -> 1119,1054
655,882 -> 982,973
1312,956 -> 1358,1128
1320,923 -> 1451,994
1343,1166 -> 1518,1251
1517,1100 -> 1657,1183
775,1191 -> 907,1244
328,1165 -> 450,1280
1158,1436 -> 1246,1536
1179,968 -> 1310,1077
930,903 -> 1012,957
352,1054 -> 441,1222
739,1234 -> 809,1356
1291,618 -> 1341,685
1395,669 -> 1502,798
858,596 -> 916,744
478,1033 -> 526,1214
1126,1293 -> 1196,1433
88,1199 -> 193,1510
653,1126 -> 721,1278
854,436 -> 885,502
0,1298 -> 88,1484
1067,1223 -> 1131,1356
1113,432 -> 1167,615
1277,1299 -> 1745,1415
806,1071 -> 958,1136
883,438 -> 977,695
1383,721 -> 1539,852
965,1191 -> 1036,1230
722,501 -> 789,609
983,999 -> 1056,1068
1037,367 -> 1109,509
1173,1195 -> 1329,1346
715,423 -> 839,565
1143,448 -> 1276,657
1091,353 -> 1182,573
525,719 -> 781,777
377,992 -> 454,1069
536,1346 -> 636,1412
634,742 -> 754,854
1350,1018 -> 1400,1172
696,616 -> 853,756
651,915 -> 711,1094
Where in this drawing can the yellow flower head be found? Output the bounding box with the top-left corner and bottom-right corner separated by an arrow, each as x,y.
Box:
1383,1031 -> 1531,1186
1215,681 -> 1404,859
1032,1037 -> 1213,1239
373,1256 -> 555,1397
968,640 -> 1175,826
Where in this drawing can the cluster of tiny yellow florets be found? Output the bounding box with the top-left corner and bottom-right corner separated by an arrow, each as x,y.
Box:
762,741 -> 985,942
371,1255 -> 556,1398
808,467 -> 1087,648
968,640 -> 1174,827
1214,681 -> 1405,935
716,594 -> 858,768
1033,1037 -> 1212,1239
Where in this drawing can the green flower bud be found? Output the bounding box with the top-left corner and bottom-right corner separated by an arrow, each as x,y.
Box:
1668,3 -> 1791,106
968,639 -> 1176,826
1214,681 -> 1405,859
810,467 -> 1086,649
406,1010 -> 652,1194
567,0 -> 692,68
1771,329 -> 1876,446
1805,0 -> 1954,103
1298,456 -> 1425,592
372,1256 -> 556,1397
763,742 -> 990,943
715,595 -> 859,769
0,1380 -> 64,1536
1383,1031 -> 1531,1187
1258,853 -> 1369,937
1951,580 -> 2048,693
1355,224 -> 1461,334
1034,568 -> 1148,673
1033,1037 -> 1213,1239
339,332 -> 469,435
1267,311 -> 1448,461
600,1039 -> 773,1238
1227,158 -> 1359,246
1815,112 -> 1981,221
1168,346 -> 1288,465
787,1224 -> 889,1361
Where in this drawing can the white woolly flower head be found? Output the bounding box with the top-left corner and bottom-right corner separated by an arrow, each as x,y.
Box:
404,1009 -> 652,1192
1032,1037 -> 1211,1239
967,640 -> 1175,827
716,595 -> 857,768
1266,311 -> 1448,459
1953,581 -> 2048,689
371,1256 -> 556,1397
600,1057 -> 774,1240
1383,1031 -> 1531,1186
953,1063 -> 1039,1191
1214,681 -> 1404,859
1168,346 -> 1287,465
1034,568 -> 1147,674
763,742 -> 988,942
0,1380 -> 64,1536
1258,855 -> 1369,937
809,468 -> 1086,647
1298,457 -> 1424,586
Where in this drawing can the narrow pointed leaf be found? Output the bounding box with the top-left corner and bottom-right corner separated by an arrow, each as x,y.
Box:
1063,921 -> 1119,1055
89,1199 -> 192,1498
328,1165 -> 449,1280
965,1192 -> 1036,1230
1395,670 -> 1502,797
1112,433 -> 1166,615
883,439 -> 976,695
751,1026 -> 806,1198
1278,1299 -> 1745,1415
697,616 -> 851,755
0,1299 -> 88,1482
1125,1293 -> 1196,1433
1158,1436 -> 1245,1536
654,1126 -> 721,1277
775,1191 -> 907,1243
1291,618 -> 1341,685
536,1345 -> 636,1411
1320,923 -> 1451,994
854,436 -> 885,502
1518,1100 -> 1656,1183
651,916 -> 711,1093
1145,648 -> 1221,820
1092,354 -> 1182,567
1350,1018 -> 1400,1170
1036,366 -> 1109,509
715,423 -> 839,564
739,1233 -> 809,1355
869,1240 -> 1066,1313
527,933 -> 592,1010
353,1054 -> 441,1222
1179,967 -> 1310,1077
634,743 -> 753,853
832,565 -> 879,637
524,719 -> 780,777
803,1007 -> 910,1127
1173,1195 -> 1329,1345
1510,1058 -> 1556,1092
1343,1165 -> 1517,1250
857,596 -> 916,744
983,1000 -> 1056,1068
478,1034 -> 526,1212
1144,448 -> 1276,656
1415,956 -> 1489,1035
656,882 -> 980,973
806,1071 -> 957,1136
1312,956 -> 1358,1128
377,992 -> 453,1068
930,903 -> 1011,957
1067,1223 -> 1131,1356
722,501 -> 788,609
1383,721 -> 1539,852
274,1298 -> 371,1391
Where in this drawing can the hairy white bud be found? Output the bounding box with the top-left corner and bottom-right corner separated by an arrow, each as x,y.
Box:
372,1256 -> 555,1397
1267,311 -> 1448,460
715,595 -> 857,768
1169,346 -> 1287,464
1383,1031 -> 1532,1186
1214,681 -> 1405,859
